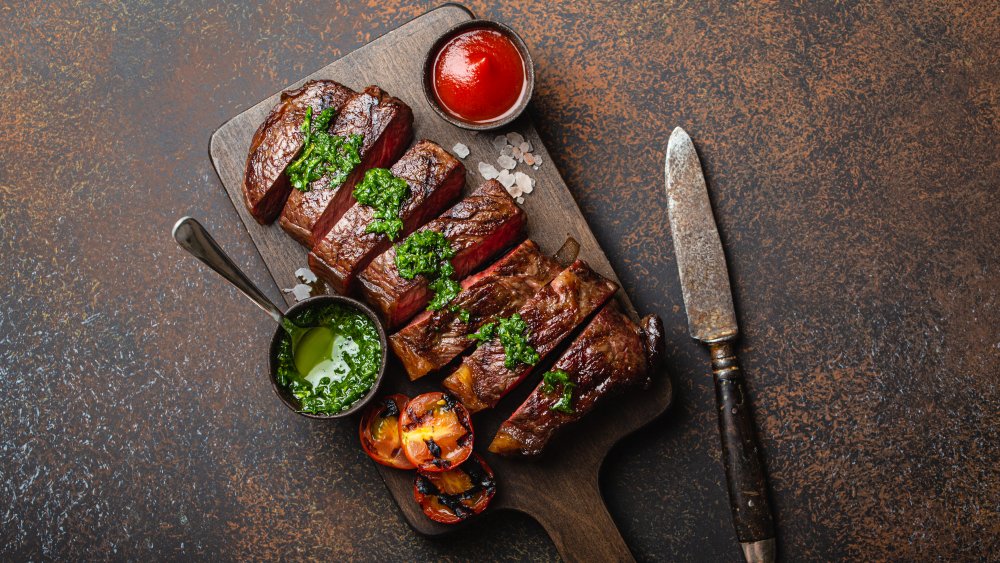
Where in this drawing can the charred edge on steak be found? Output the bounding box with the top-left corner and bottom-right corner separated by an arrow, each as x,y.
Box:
278,86 -> 414,247
389,240 -> 562,380
242,80 -> 354,224
359,179 -> 525,327
640,314 -> 666,373
445,259 -> 619,410
308,139 -> 464,294
489,305 -> 652,457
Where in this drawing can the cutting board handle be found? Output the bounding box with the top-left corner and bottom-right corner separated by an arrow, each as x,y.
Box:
529,477 -> 635,563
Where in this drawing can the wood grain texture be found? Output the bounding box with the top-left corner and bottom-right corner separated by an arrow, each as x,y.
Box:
2,1 -> 998,561
209,6 -> 671,562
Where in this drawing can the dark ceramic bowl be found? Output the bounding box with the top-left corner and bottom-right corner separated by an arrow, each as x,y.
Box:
268,294 -> 388,419
422,19 -> 535,131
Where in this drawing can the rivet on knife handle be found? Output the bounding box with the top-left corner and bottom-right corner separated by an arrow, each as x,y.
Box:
710,340 -> 776,562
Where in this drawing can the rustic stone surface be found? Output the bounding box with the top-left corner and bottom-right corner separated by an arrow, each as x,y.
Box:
1,1 -> 997,561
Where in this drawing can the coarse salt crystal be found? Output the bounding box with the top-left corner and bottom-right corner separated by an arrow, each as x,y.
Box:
493,135 -> 509,149
501,144 -> 514,157
523,153 -> 535,166
505,132 -> 524,145
452,143 -> 470,158
478,161 -> 500,180
508,184 -> 523,197
519,141 -> 532,153
294,267 -> 318,284
533,154 -> 542,166
285,284 -> 313,302
514,171 -> 533,193
517,196 -> 525,204
497,169 -> 516,188
511,146 -> 522,160
497,154 -> 517,170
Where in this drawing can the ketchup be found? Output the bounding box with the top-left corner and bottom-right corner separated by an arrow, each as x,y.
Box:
432,27 -> 527,124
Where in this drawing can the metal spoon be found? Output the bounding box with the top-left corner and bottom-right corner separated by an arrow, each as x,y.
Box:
171,216 -> 315,347
171,215 -> 351,392
170,217 -> 388,419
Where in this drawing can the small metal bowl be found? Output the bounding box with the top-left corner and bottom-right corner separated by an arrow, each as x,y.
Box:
268,294 -> 388,419
422,19 -> 535,131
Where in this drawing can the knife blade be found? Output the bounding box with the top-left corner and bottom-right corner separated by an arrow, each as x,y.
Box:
665,127 -> 777,563
665,127 -> 738,343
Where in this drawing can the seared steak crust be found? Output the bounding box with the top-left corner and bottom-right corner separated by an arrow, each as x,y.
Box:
308,140 -> 464,294
390,240 -> 560,381
241,80 -> 354,224
359,180 -> 526,328
442,260 -> 619,412
489,306 -> 662,457
279,86 -> 414,247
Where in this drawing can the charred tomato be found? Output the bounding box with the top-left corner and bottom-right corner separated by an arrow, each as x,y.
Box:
399,392 -> 473,472
413,453 -> 496,524
359,394 -> 414,469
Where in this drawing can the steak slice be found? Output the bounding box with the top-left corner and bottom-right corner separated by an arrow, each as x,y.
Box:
279,86 -> 414,247
241,80 -> 355,224
358,180 -> 526,329
442,260 -> 618,412
309,140 -> 464,294
390,240 -> 560,381
489,307 -> 665,457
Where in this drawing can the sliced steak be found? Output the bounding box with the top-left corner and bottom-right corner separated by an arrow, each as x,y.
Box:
242,80 -> 355,224
279,86 -> 414,247
309,140 -> 464,294
489,307 -> 664,457
442,260 -> 618,412
359,180 -> 526,328
390,240 -> 560,381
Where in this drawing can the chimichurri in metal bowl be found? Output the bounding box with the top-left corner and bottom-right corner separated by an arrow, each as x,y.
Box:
269,296 -> 387,418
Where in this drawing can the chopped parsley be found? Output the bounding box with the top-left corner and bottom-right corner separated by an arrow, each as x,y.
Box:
542,369 -> 576,414
469,313 -> 539,370
395,230 -> 462,310
353,168 -> 410,240
287,107 -> 363,192
469,321 -> 496,342
428,278 -> 462,311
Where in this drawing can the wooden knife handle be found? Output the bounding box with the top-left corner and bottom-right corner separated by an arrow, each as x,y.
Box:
709,340 -> 776,552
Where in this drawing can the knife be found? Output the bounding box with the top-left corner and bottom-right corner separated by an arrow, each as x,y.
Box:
665,127 -> 776,562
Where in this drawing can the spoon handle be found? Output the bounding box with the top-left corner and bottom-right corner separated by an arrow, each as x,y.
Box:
172,216 -> 284,324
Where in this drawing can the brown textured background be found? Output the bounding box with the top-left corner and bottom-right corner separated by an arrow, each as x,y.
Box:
1,1 -> 997,561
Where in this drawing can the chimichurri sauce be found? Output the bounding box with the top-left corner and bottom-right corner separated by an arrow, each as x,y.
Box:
274,303 -> 381,415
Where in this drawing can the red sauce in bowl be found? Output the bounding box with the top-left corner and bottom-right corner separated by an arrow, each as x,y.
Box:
431,27 -> 527,124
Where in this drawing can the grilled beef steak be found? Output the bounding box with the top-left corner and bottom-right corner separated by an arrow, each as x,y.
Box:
489,307 -> 665,457
241,80 -> 355,224
390,240 -> 560,381
308,140 -> 464,294
279,86 -> 414,247
442,260 -> 619,412
359,180 -> 526,328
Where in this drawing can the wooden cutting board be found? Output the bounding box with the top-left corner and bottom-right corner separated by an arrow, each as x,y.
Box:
208,5 -> 672,562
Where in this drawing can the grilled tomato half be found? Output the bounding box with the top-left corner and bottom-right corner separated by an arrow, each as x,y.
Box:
359,394 -> 414,469
399,392 -> 473,472
413,453 -> 496,523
